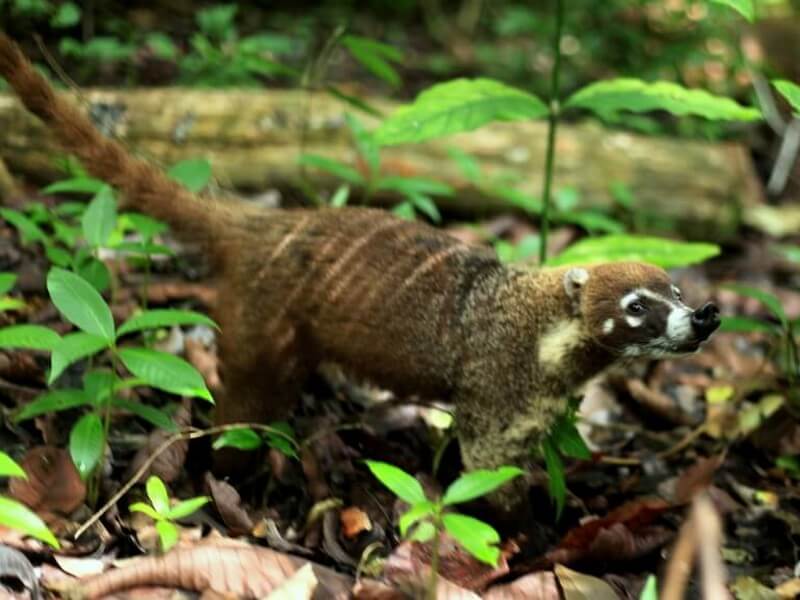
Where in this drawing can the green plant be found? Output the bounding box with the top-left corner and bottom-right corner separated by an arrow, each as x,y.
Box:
366,461 -> 522,597
129,475 -> 210,552
639,574 -> 659,600
0,451 -> 60,548
212,421 -> 299,458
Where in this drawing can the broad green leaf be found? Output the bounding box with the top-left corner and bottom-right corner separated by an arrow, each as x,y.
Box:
118,309 -> 218,337
118,347 -> 213,402
342,35 -> 402,87
298,154 -> 365,185
146,475 -> 171,515
365,460 -> 427,505
83,369 -> 115,406
0,208 -> 48,244
119,213 -> 169,239
15,390 -> 89,422
264,421 -> 298,458
165,496 -> 211,520
376,78 -> 548,145
0,325 -> 61,351
719,316 -> 778,334
408,520 -> 435,542
547,235 -> 720,269
0,496 -> 59,548
722,284 -> 787,329
112,398 -> 178,432
167,158 -> 212,193
565,79 -> 761,121
710,0 -> 754,21
551,418 -> 592,460
75,256 -> 111,293
542,439 -> 566,519
69,413 -> 105,479
639,575 -> 658,600
442,466 -> 524,506
0,452 -> 25,478
442,512 -> 501,565
47,267 -> 115,342
43,177 -> 104,195
0,273 -> 17,296
773,80 -> 800,115
398,501 -> 435,537
156,520 -> 179,551
129,501 -> 161,520
81,186 -> 117,247
50,332 -> 109,384
212,427 -> 263,451
45,243 -> 73,268
0,298 -> 25,312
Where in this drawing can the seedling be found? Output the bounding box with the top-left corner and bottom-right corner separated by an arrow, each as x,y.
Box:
129,475 -> 210,552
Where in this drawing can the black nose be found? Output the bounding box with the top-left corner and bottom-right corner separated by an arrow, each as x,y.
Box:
691,302 -> 720,339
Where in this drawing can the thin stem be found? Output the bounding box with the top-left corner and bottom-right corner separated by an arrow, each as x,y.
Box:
539,0 -> 565,265
427,514 -> 442,600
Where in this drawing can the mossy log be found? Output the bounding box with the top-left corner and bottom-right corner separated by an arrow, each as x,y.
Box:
0,87 -> 762,241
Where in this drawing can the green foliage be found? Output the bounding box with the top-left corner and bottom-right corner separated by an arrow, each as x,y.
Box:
376,78 -> 548,146
565,78 -> 761,122
639,575 -> 659,600
69,412 -> 104,479
129,475 -> 210,552
0,457 -> 60,548
167,158 -> 213,193
709,0 -> 755,22
118,348 -> 213,402
47,267 -> 115,342
0,325 -> 61,351
547,235 -> 721,269
212,422 -> 299,458
117,309 -> 217,337
341,35 -> 402,87
773,80 -> 800,115
541,405 -> 593,518
366,460 -> 522,566
81,186 -> 117,247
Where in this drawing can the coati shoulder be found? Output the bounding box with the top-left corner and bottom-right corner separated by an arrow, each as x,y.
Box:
0,34 -> 720,505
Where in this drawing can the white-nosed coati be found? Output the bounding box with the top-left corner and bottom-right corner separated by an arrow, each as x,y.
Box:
0,33 -> 720,507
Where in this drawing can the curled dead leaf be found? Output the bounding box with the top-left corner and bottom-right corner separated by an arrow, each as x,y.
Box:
205,472 -> 254,535
8,446 -> 85,515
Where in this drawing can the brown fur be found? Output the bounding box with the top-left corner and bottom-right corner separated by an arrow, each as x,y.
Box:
0,34 -> 699,508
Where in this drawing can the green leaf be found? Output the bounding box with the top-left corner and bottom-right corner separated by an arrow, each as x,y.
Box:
81,186 -> 117,247
118,309 -> 218,337
43,176 -> 105,195
345,113 -> 380,175
365,460 -> 427,505
111,398 -> 178,432
212,427 -> 263,451
50,1 -> 81,27
0,325 -> 61,351
342,35 -> 402,87
542,439 -> 566,519
0,207 -> 48,245
376,176 -> 454,197
639,574 -> 658,600
330,185 -> 350,208
442,512 -> 501,565
165,496 -> 211,520
264,421 -> 298,458
566,78 -> 761,121
44,243 -> 72,268
557,210 -> 626,235
398,501 -> 436,537
129,501 -> 161,520
376,78 -> 548,146
69,412 -> 105,479
146,32 -> 177,59
406,194 -> 441,223
82,369 -> 115,406
408,520 -> 435,542
551,418 -> 592,460
392,201 -> 416,221
547,235 -> 720,269
167,158 -> 212,193
0,273 -> 17,296
722,284 -> 787,329
50,332 -> 109,384
710,0 -> 754,21
15,389 -> 89,422
773,80 -> 800,116
120,213 -> 169,239
0,496 -> 60,548
146,475 -> 171,515
719,316 -> 778,334
156,520 -> 180,551
0,298 -> 26,312
442,466 -> 524,506
118,347 -> 213,402
75,256 -> 111,293
0,452 -> 25,478
47,267 -> 115,342
298,154 -> 365,185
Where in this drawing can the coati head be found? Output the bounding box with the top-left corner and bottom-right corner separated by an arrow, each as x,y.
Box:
564,262 -> 720,358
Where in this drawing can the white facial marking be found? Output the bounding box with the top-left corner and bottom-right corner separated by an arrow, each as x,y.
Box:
603,318 -> 615,335
539,320 -> 585,370
625,315 -> 643,328
620,291 -> 640,310
666,306 -> 692,340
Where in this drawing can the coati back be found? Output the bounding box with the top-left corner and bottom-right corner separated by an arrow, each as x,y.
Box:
0,33 -> 720,506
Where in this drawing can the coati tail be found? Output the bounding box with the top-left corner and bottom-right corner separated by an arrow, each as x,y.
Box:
0,32 -> 215,240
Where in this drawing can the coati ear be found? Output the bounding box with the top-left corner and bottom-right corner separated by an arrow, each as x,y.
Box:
563,268 -> 589,302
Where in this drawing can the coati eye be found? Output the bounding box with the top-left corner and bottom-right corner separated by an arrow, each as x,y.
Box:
627,301 -> 646,315
672,286 -> 682,301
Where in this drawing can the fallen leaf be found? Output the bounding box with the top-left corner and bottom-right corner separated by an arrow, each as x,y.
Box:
555,564 -> 619,600
205,472 -> 254,535
8,445 -> 85,515
0,544 -> 40,599
264,563 -> 317,600
484,571 -> 560,600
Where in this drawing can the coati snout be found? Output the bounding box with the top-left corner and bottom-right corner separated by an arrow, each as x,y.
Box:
568,262 -> 720,359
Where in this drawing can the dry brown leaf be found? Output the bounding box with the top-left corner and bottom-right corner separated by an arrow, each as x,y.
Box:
340,506 -> 372,539
264,563 -> 317,600
555,564 -> 619,600
146,281 -> 217,307
204,472 -> 254,535
8,446 -> 85,515
483,571 -> 560,600
67,539 -> 352,599
125,400 -> 191,484
53,555 -> 107,578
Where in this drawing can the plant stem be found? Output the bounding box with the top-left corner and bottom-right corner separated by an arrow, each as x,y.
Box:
539,0 -> 565,265
427,515 -> 442,600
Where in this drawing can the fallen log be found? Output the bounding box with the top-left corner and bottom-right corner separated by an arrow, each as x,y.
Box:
0,87 -> 762,241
